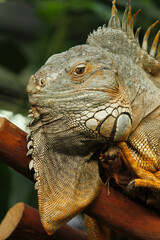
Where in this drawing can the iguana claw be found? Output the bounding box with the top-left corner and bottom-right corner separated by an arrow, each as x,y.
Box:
127,179 -> 136,192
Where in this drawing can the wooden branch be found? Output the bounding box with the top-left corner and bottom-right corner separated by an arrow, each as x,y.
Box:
1,116 -> 160,240
85,185 -> 160,240
0,202 -> 88,240
0,117 -> 33,181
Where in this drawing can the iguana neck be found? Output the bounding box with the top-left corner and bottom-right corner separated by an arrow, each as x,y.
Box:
114,57 -> 160,132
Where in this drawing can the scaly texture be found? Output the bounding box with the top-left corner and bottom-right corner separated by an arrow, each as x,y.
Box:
27,0 -> 160,238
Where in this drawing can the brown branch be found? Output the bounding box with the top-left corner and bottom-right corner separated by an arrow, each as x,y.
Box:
85,185 -> 160,240
1,117 -> 160,239
0,117 -> 33,181
0,202 -> 88,240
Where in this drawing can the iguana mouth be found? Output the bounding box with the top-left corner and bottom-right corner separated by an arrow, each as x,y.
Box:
83,87 -> 119,94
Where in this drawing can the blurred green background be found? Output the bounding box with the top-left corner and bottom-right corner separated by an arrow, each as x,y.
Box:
0,0 -> 159,232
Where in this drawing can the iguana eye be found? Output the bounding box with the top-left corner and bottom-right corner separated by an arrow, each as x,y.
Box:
74,63 -> 86,76
70,62 -> 91,83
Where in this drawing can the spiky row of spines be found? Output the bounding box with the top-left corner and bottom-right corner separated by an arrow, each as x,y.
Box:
111,0 -> 160,60
104,0 -> 160,60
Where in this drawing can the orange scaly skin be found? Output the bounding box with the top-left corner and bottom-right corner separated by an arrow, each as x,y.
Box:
118,107 -> 160,192
119,142 -> 160,191
27,0 -> 160,239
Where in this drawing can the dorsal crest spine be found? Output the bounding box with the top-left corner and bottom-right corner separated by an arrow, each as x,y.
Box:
87,0 -> 160,76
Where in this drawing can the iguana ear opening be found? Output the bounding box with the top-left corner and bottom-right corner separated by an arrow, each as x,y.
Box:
36,153 -> 102,235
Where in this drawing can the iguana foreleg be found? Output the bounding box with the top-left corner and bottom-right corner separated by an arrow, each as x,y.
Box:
118,142 -> 160,191
118,108 -> 160,192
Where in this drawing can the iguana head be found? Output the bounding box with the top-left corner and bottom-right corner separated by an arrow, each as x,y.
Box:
28,44 -> 132,142
27,0 -> 160,235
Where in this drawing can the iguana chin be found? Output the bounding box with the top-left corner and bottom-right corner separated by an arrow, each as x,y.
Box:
27,0 -> 160,237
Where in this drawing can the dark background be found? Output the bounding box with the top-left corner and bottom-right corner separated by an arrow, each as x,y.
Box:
0,0 -> 159,231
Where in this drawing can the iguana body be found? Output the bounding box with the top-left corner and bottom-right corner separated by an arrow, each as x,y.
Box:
27,0 -> 160,238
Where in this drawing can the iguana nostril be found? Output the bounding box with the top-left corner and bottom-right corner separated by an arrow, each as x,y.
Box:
114,113 -> 132,141
27,74 -> 46,94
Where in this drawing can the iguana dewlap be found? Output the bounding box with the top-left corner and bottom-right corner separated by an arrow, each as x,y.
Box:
27,0 -> 160,237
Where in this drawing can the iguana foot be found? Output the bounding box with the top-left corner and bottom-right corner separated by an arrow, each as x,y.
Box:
127,178 -> 160,192
100,145 -> 133,188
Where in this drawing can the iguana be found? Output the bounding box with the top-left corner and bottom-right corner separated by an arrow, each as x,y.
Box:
27,0 -> 160,239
